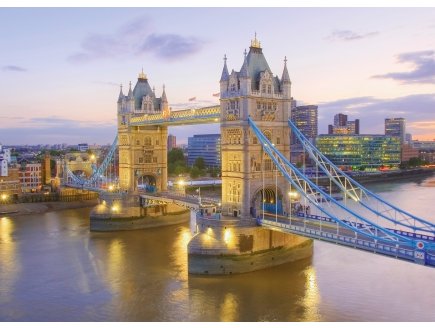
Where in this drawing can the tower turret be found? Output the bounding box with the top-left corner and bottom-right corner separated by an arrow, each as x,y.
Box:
281,56 -> 291,98
117,84 -> 124,103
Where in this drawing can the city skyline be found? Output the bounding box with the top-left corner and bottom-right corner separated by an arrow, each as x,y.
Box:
1,7 -> 435,144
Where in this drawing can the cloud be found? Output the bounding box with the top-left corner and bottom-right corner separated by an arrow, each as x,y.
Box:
372,50 -> 435,84
326,30 -> 379,42
316,93 -> 435,139
68,16 -> 204,63
137,33 -> 204,60
0,116 -> 117,145
2,65 -> 27,72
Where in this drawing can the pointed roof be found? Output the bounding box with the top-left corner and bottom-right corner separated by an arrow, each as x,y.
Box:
117,84 -> 124,103
281,56 -> 291,84
239,49 -> 249,78
127,81 -> 133,98
220,54 -> 229,82
133,71 -> 154,109
161,84 -> 167,102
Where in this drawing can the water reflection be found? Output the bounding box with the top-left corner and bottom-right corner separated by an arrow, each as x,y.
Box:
187,258 -> 314,321
1,176 -> 435,321
0,217 -> 20,305
298,266 -> 320,321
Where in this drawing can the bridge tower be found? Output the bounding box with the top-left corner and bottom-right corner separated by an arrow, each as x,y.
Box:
220,35 -> 293,220
117,71 -> 168,192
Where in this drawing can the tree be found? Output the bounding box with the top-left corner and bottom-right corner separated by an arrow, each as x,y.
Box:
168,148 -> 185,163
194,157 -> 205,170
168,148 -> 187,175
190,166 -> 200,179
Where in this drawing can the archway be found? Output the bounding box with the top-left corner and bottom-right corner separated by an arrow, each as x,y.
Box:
251,186 -> 283,218
137,175 -> 157,192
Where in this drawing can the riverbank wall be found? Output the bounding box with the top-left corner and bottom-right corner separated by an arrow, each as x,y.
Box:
0,199 -> 98,217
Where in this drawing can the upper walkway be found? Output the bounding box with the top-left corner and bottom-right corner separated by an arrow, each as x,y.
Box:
130,105 -> 220,126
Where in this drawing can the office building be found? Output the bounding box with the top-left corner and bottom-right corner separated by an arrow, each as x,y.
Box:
187,134 -> 221,167
316,134 -> 401,170
385,118 -> 406,144
290,105 -> 318,163
329,113 -> 360,135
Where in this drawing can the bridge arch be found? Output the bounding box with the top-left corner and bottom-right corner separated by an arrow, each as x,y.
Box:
137,174 -> 157,192
251,185 -> 284,217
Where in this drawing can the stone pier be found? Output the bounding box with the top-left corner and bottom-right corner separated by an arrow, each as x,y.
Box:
188,215 -> 313,275
89,192 -> 189,231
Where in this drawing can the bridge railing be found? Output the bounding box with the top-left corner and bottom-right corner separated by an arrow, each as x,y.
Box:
249,117 -> 417,248
288,119 -> 435,235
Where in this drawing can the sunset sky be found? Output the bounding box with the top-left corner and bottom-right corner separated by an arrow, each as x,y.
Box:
1,6 -> 435,145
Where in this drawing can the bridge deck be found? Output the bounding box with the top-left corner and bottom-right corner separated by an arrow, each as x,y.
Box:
139,192 -> 220,210
259,214 -> 435,268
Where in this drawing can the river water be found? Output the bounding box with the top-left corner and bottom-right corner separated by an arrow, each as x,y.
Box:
1,176 -> 435,322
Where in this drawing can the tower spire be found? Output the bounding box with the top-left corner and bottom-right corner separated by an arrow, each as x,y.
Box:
117,84 -> 124,103
128,81 -> 133,98
251,32 -> 261,48
240,49 -> 249,78
138,67 -> 147,80
220,54 -> 229,82
161,84 -> 167,102
281,56 -> 291,84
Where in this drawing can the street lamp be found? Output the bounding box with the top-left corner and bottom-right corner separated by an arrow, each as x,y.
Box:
1,194 -> 8,202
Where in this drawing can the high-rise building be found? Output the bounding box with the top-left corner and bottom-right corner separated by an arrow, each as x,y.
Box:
291,105 -> 318,142
405,133 -> 412,145
334,113 -> 348,127
290,105 -> 318,163
385,118 -> 406,144
187,134 -> 221,167
167,134 -> 177,151
329,113 -> 360,135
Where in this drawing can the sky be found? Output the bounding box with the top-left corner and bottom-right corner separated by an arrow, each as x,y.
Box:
1,7 -> 435,145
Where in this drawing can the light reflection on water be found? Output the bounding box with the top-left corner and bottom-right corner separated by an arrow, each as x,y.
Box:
0,175 -> 434,321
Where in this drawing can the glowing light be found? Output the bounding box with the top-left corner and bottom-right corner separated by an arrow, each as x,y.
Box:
178,179 -> 185,186
218,202 -> 221,206
1,194 -> 8,201
207,227 -> 213,236
111,205 -> 119,212
108,185 -> 114,191
90,154 -> 96,161
224,229 -> 232,243
288,191 -> 299,199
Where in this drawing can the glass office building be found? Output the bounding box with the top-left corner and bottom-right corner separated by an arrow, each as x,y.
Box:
187,134 -> 221,167
316,134 -> 401,170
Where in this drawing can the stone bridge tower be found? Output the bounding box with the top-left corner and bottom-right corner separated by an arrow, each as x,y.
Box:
220,36 -> 293,220
117,71 -> 168,192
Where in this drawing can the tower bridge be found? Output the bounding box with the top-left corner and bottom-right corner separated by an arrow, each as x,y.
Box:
65,36 -> 435,273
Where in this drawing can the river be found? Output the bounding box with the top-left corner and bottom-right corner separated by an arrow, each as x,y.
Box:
1,175 -> 435,321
